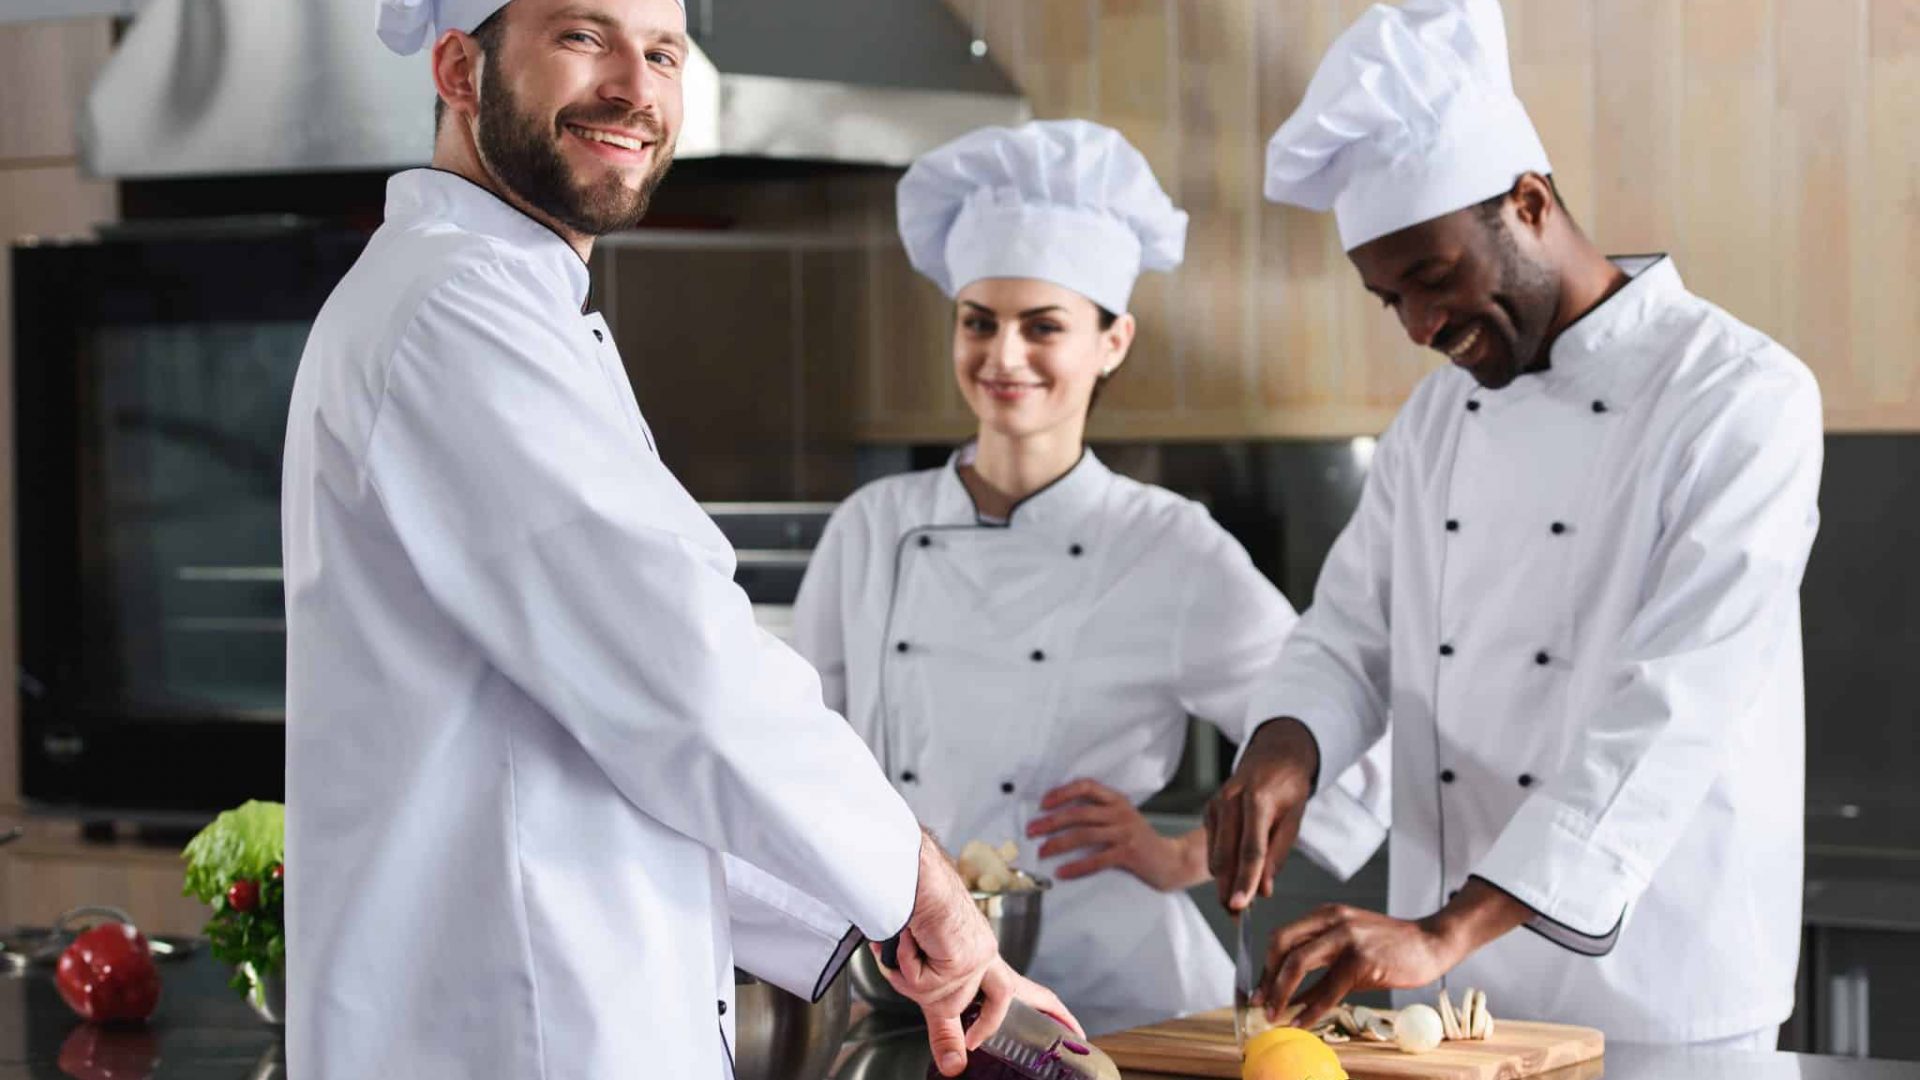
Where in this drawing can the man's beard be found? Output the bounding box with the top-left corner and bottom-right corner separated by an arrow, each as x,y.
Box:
1480,219 -> 1559,388
475,75 -> 674,237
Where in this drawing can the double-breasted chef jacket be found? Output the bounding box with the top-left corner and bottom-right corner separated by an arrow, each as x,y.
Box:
282,169 -> 921,1080
796,447 -> 1391,1035
1249,255 -> 1824,1043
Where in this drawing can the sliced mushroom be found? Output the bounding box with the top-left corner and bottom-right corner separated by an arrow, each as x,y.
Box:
1333,1004 -> 1363,1037
1362,1014 -> 1397,1043
1467,990 -> 1493,1040
1436,989 -> 1463,1041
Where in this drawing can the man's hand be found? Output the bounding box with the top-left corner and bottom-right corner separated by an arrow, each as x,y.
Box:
876,833 -> 1081,1076
1205,718 -> 1319,912
1029,779 -> 1207,892
1259,881 -> 1532,1027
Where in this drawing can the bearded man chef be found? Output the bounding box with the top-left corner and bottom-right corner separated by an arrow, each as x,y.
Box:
1205,0 -> 1823,1051
281,1 -> 1071,1076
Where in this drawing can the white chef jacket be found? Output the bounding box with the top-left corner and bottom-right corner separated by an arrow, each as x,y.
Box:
281,169 -> 921,1080
793,448 -> 1382,1035
1248,256 -> 1823,1042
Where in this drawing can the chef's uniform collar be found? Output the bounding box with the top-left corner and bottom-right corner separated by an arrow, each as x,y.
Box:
935,443 -> 1110,544
385,168 -> 592,313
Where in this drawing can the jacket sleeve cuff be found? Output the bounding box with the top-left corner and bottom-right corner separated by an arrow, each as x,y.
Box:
1233,694 -> 1367,800
1294,781 -> 1387,883
724,855 -> 871,1002
1471,795 -> 1641,953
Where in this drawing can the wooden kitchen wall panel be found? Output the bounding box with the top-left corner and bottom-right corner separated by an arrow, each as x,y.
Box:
863,244 -> 970,435
2,837 -> 212,939
1592,0 -> 1684,254
1507,0 -> 1597,226
1773,0 -> 1868,417
607,245 -> 807,500
1171,0 -> 1259,415
795,246 -> 869,499
1671,0 -> 1774,327
1859,0 -> 1920,421
916,0 -> 1920,438
1089,0 -> 1180,416
0,19 -> 113,163
1251,1 -> 1350,419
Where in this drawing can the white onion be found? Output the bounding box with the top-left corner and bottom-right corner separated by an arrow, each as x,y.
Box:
1394,1004 -> 1445,1053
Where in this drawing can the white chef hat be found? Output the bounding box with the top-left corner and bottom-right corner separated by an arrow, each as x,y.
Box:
1264,0 -> 1550,252
377,0 -> 684,57
897,120 -> 1188,316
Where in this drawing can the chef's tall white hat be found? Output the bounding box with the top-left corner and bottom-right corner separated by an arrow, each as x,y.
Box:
1264,0 -> 1550,252
897,119 -> 1188,317
377,0 -> 684,57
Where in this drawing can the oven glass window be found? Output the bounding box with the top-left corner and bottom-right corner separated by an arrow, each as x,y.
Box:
81,321 -> 306,718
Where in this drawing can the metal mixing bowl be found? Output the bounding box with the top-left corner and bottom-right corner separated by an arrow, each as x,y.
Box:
848,881 -> 1050,1013
730,966 -> 851,1080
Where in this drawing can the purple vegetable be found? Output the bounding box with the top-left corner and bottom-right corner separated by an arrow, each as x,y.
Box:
926,1005 -> 1090,1080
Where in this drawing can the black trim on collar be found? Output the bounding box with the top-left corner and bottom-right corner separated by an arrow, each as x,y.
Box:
951,446 -> 1090,528
402,165 -> 595,285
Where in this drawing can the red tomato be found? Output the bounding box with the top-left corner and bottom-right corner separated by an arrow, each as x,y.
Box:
270,863 -> 284,882
226,879 -> 259,913
54,923 -> 161,1023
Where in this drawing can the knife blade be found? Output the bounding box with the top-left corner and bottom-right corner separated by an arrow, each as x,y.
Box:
1232,910 -> 1257,1052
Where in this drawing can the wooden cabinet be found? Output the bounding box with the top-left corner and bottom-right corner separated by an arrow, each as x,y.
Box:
0,19 -> 112,162
913,0 -> 1920,438
0,821 -> 209,938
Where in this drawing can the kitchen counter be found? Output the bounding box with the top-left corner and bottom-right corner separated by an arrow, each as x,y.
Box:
3,950 -> 1918,1078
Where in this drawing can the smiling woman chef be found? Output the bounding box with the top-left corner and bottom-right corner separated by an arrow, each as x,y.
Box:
793,119 -> 1393,1037
280,1 -> 1071,1077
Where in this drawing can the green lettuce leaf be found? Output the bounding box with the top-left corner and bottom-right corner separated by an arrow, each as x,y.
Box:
182,801 -> 284,903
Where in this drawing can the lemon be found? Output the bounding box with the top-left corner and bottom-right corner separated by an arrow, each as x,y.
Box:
1241,1026 -> 1350,1080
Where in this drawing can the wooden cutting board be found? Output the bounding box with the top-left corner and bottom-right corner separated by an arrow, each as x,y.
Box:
1094,1008 -> 1603,1079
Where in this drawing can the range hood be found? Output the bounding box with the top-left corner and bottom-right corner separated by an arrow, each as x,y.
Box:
79,0 -> 1030,179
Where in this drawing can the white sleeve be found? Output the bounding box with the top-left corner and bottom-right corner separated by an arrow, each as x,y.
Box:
1473,360 -> 1823,943
1292,735 -> 1391,882
1170,510 -> 1389,882
365,260 -> 920,943
1240,420 -> 1403,786
724,855 -> 863,1002
791,501 -> 858,715
1170,511 -> 1299,731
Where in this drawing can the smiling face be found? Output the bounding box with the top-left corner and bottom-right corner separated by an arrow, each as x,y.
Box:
468,0 -> 686,237
951,278 -> 1134,442
1349,182 -> 1563,391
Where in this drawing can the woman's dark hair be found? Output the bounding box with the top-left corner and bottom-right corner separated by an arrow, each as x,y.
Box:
1089,304 -> 1120,412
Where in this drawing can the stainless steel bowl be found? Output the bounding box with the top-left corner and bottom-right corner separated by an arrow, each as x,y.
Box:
730,966 -> 851,1080
848,881 -> 1050,1013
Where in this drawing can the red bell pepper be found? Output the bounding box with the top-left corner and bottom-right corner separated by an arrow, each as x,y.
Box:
54,923 -> 161,1023
56,1022 -> 160,1079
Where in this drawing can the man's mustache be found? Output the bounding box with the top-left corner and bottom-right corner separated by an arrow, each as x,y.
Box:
557,110 -> 666,142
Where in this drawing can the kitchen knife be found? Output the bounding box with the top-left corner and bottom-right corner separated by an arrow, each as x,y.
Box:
1232,910 -> 1258,1052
